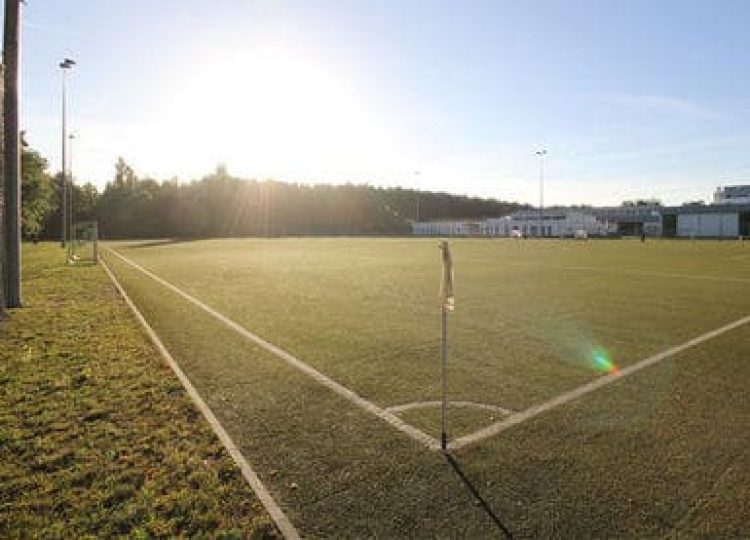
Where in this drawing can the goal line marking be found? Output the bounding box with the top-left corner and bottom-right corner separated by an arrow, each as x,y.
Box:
105,248 -> 441,452
509,261 -> 750,285
100,259 -> 300,539
450,312 -> 750,451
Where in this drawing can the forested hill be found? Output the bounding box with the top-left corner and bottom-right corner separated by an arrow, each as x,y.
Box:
92,167 -> 527,239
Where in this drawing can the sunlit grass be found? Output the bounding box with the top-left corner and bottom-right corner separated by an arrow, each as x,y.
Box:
108,237 -> 750,415
0,245 -> 277,538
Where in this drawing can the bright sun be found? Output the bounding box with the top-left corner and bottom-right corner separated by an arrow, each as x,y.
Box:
157,49 -> 396,180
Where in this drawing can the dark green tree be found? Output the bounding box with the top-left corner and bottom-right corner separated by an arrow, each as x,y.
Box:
73,182 -> 99,222
20,137 -> 54,239
91,160 -> 527,239
113,157 -> 137,189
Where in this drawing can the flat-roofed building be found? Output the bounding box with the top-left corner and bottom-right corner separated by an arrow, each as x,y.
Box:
411,210 -> 608,237
714,185 -> 750,205
411,220 -> 479,236
410,185 -> 750,239
661,203 -> 750,238
509,210 -> 608,237
589,206 -> 662,236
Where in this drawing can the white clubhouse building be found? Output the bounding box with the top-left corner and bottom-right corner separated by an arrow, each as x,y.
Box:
412,210 -> 610,238
412,184 -> 750,239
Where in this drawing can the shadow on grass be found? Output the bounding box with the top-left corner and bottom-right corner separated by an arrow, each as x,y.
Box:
124,238 -> 198,249
445,452 -> 513,539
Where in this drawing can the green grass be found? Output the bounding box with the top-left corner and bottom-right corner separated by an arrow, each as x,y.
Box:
0,245 -> 277,538
107,238 -> 750,412
101,237 -> 750,537
397,405 -> 506,439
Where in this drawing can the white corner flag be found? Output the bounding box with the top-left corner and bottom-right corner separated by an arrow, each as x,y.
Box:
439,240 -> 453,451
440,240 -> 455,312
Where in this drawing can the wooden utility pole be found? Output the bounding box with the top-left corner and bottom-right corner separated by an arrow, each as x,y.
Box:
0,62 -> 5,314
2,0 -> 21,308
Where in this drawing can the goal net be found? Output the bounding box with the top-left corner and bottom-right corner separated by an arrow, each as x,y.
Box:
68,221 -> 99,265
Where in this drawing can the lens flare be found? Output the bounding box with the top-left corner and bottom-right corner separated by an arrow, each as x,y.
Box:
591,348 -> 620,374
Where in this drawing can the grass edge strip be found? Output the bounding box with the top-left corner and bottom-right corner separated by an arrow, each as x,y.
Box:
100,258 -> 300,539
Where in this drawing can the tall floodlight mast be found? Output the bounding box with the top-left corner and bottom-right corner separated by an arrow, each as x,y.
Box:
535,149 -> 547,238
59,57 -> 75,248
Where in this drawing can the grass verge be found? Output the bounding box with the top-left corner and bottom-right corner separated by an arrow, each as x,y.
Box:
0,244 -> 278,538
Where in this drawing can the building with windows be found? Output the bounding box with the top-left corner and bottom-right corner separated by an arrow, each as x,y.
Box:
713,185 -> 750,205
411,220 -> 478,236
588,205 -> 663,236
411,210 -> 608,237
661,203 -> 750,238
411,185 -> 750,239
503,210 -> 608,237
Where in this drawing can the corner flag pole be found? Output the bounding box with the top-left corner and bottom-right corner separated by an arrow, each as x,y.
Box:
441,302 -> 448,450
439,240 -> 454,451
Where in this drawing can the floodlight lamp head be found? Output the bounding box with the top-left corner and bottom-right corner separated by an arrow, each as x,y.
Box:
535,149 -> 547,156
60,58 -> 76,69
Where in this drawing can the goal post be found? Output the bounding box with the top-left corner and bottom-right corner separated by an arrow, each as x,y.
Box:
67,221 -> 98,265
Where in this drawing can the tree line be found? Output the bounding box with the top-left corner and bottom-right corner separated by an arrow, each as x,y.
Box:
20,148 -> 527,240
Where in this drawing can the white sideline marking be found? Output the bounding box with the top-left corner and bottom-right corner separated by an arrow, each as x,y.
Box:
509,261 -> 750,285
450,313 -> 750,451
387,400 -> 514,416
105,248 -> 441,452
100,260 -> 300,539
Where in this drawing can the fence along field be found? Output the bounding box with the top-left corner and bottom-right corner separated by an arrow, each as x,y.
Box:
103,237 -> 750,537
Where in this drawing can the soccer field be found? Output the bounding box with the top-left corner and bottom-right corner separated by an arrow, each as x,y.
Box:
103,238 -> 750,537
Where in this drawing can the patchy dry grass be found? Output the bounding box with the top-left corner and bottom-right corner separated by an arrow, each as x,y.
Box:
0,245 -> 277,538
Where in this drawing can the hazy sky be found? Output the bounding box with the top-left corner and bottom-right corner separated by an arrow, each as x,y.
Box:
13,0 -> 750,205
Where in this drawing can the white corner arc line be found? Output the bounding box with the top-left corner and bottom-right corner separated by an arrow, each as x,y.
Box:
105,248 -> 441,452
451,313 -> 750,451
100,260 -> 300,540
387,401 -> 514,416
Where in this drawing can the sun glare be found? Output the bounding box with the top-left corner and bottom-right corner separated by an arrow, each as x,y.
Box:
158,49 -> 394,180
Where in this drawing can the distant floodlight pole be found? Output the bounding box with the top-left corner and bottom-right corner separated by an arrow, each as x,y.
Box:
414,171 -> 421,222
67,133 -> 75,261
59,57 -> 75,248
3,0 -> 22,308
535,149 -> 547,238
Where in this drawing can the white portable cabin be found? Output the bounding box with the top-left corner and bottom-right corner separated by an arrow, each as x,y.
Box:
506,210 -> 605,237
411,220 -> 476,236
677,213 -> 739,238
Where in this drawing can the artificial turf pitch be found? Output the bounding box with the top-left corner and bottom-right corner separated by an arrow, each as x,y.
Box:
102,238 -> 750,537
